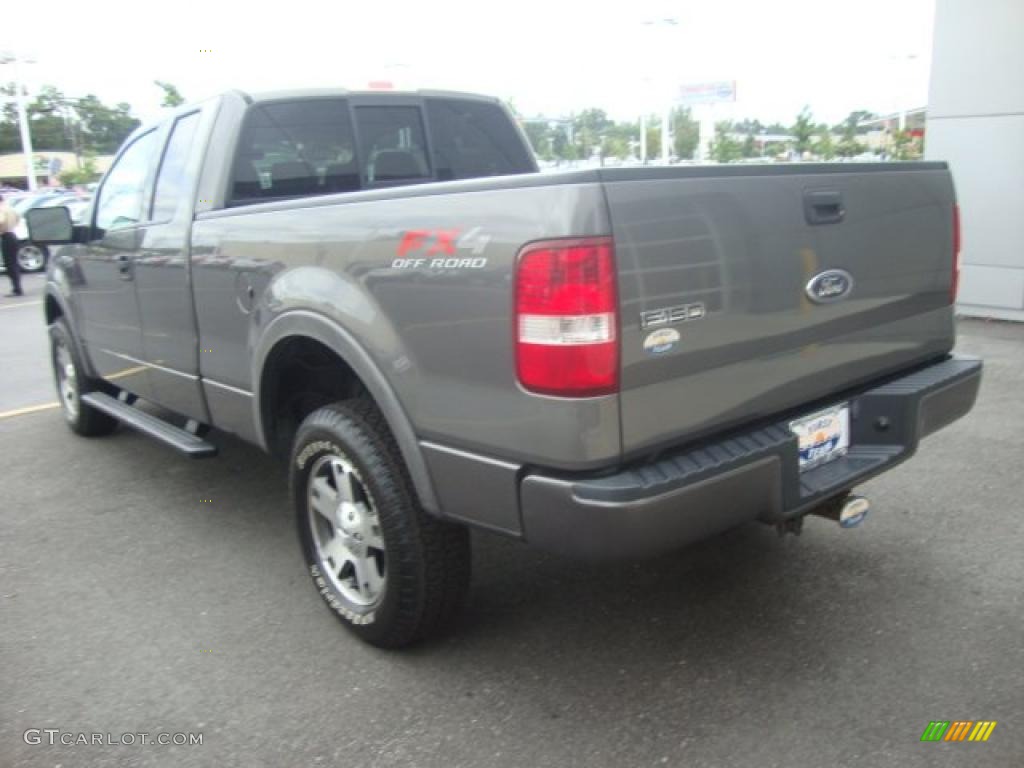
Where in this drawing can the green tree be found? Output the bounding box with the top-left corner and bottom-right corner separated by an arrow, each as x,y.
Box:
710,122 -> 743,163
551,127 -> 578,162
835,135 -> 866,158
813,130 -> 836,160
889,130 -> 922,161
671,107 -> 699,159
522,121 -> 553,159
791,106 -> 816,156
155,81 -> 185,108
1,86 -> 141,156
600,135 -> 630,162
834,109 -> 873,158
732,118 -> 764,135
58,155 -> 100,185
75,95 -> 141,154
833,110 -> 876,135
644,120 -> 661,163
741,134 -> 758,158
605,121 -> 639,157
572,108 -> 613,159
0,84 -> 75,152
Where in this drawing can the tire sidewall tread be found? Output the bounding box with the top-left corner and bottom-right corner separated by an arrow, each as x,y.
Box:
49,318 -> 118,437
291,399 -> 469,649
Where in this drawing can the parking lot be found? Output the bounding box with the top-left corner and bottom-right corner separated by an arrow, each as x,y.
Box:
1,272 -> 1021,767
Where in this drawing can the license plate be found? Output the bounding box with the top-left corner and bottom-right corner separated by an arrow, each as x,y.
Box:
790,404 -> 850,471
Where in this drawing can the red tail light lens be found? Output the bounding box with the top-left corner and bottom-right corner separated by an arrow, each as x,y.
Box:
952,204 -> 961,303
515,237 -> 618,397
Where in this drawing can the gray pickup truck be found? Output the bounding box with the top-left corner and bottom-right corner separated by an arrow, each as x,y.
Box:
28,88 -> 981,648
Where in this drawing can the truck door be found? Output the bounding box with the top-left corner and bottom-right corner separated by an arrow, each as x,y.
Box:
133,107 -> 213,423
75,128 -> 162,401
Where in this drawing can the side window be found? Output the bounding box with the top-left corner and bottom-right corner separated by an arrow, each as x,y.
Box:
230,100 -> 357,205
95,130 -> 159,231
152,112 -> 201,221
354,106 -> 431,185
426,99 -> 535,181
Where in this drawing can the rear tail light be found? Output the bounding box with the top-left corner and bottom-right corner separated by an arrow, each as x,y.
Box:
515,237 -> 618,397
952,203 -> 961,303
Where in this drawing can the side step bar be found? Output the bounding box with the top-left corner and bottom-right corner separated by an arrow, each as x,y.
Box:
80,392 -> 218,459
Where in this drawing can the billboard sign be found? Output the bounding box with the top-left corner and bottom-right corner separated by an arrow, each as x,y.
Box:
677,81 -> 736,106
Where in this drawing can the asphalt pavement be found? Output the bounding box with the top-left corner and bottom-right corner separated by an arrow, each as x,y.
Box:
1,287 -> 1021,767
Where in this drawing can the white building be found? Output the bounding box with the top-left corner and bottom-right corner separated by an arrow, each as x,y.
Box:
926,0 -> 1024,321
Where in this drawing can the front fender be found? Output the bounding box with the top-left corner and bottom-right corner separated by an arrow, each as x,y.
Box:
44,277 -> 96,380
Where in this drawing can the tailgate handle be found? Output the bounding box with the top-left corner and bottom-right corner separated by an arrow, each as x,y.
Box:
804,189 -> 845,225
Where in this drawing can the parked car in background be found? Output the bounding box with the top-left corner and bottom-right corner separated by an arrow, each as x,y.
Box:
2,189 -> 91,273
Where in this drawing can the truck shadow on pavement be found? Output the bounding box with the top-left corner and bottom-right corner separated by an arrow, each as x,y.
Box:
18,415 -> 965,687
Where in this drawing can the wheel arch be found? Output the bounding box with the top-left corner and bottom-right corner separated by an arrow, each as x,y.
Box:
44,285 -> 97,379
254,310 -> 439,515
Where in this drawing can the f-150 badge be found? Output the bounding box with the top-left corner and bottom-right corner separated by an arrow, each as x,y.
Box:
640,302 -> 706,329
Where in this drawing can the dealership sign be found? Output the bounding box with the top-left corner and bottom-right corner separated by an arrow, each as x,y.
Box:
677,81 -> 737,106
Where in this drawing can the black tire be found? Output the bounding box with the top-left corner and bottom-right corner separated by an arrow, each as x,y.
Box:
49,318 -> 118,437
291,399 -> 470,648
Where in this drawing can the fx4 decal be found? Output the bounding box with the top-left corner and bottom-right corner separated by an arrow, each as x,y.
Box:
392,227 -> 491,269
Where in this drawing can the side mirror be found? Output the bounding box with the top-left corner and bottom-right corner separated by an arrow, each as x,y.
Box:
25,206 -> 75,244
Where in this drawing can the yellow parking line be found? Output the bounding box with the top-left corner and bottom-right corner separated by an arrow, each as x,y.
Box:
0,300 -> 42,311
0,402 -> 61,420
106,365 -> 148,381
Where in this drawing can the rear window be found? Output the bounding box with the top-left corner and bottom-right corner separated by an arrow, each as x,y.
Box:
353,106 -> 431,186
426,99 -> 535,181
227,96 -> 534,206
230,100 -> 358,204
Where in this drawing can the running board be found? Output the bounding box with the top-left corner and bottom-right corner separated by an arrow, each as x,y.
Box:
80,392 -> 218,458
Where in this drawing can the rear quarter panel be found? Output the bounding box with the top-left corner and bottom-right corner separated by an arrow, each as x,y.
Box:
190,180 -> 621,469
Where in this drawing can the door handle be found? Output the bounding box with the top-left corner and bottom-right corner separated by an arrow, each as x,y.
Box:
116,254 -> 133,279
804,189 -> 845,225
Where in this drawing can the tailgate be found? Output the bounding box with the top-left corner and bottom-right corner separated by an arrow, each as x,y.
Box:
604,164 -> 957,457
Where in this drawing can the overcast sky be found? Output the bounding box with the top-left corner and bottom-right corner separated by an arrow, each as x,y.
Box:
7,0 -> 934,126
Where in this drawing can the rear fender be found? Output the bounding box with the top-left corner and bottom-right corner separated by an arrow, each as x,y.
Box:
253,310 -> 440,515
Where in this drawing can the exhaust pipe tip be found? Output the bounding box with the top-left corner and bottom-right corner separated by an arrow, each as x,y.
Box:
838,495 -> 870,528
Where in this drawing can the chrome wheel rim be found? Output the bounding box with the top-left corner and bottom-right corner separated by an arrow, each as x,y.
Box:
54,341 -> 79,419
307,454 -> 386,607
17,245 -> 45,272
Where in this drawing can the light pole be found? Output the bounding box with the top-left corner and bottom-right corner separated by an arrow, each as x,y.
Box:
639,114 -> 647,164
1,51 -> 37,190
888,53 -> 919,132
640,17 -> 680,165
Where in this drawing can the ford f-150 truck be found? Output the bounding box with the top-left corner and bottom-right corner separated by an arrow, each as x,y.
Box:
27,88 -> 982,648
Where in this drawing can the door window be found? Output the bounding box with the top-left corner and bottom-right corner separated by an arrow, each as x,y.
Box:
94,130 -> 159,232
152,112 -> 201,221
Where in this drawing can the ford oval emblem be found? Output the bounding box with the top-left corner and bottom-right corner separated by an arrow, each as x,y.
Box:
805,269 -> 854,304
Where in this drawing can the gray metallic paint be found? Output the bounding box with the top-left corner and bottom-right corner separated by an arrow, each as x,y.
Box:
419,442 -> 523,536
190,182 -> 621,471
44,88 -> 971,542
520,357 -> 981,559
609,169 -> 957,457
248,309 -> 440,514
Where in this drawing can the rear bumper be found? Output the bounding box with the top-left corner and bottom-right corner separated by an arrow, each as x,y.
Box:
519,356 -> 982,559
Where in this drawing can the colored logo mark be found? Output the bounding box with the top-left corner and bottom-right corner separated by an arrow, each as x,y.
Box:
920,721 -> 997,742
